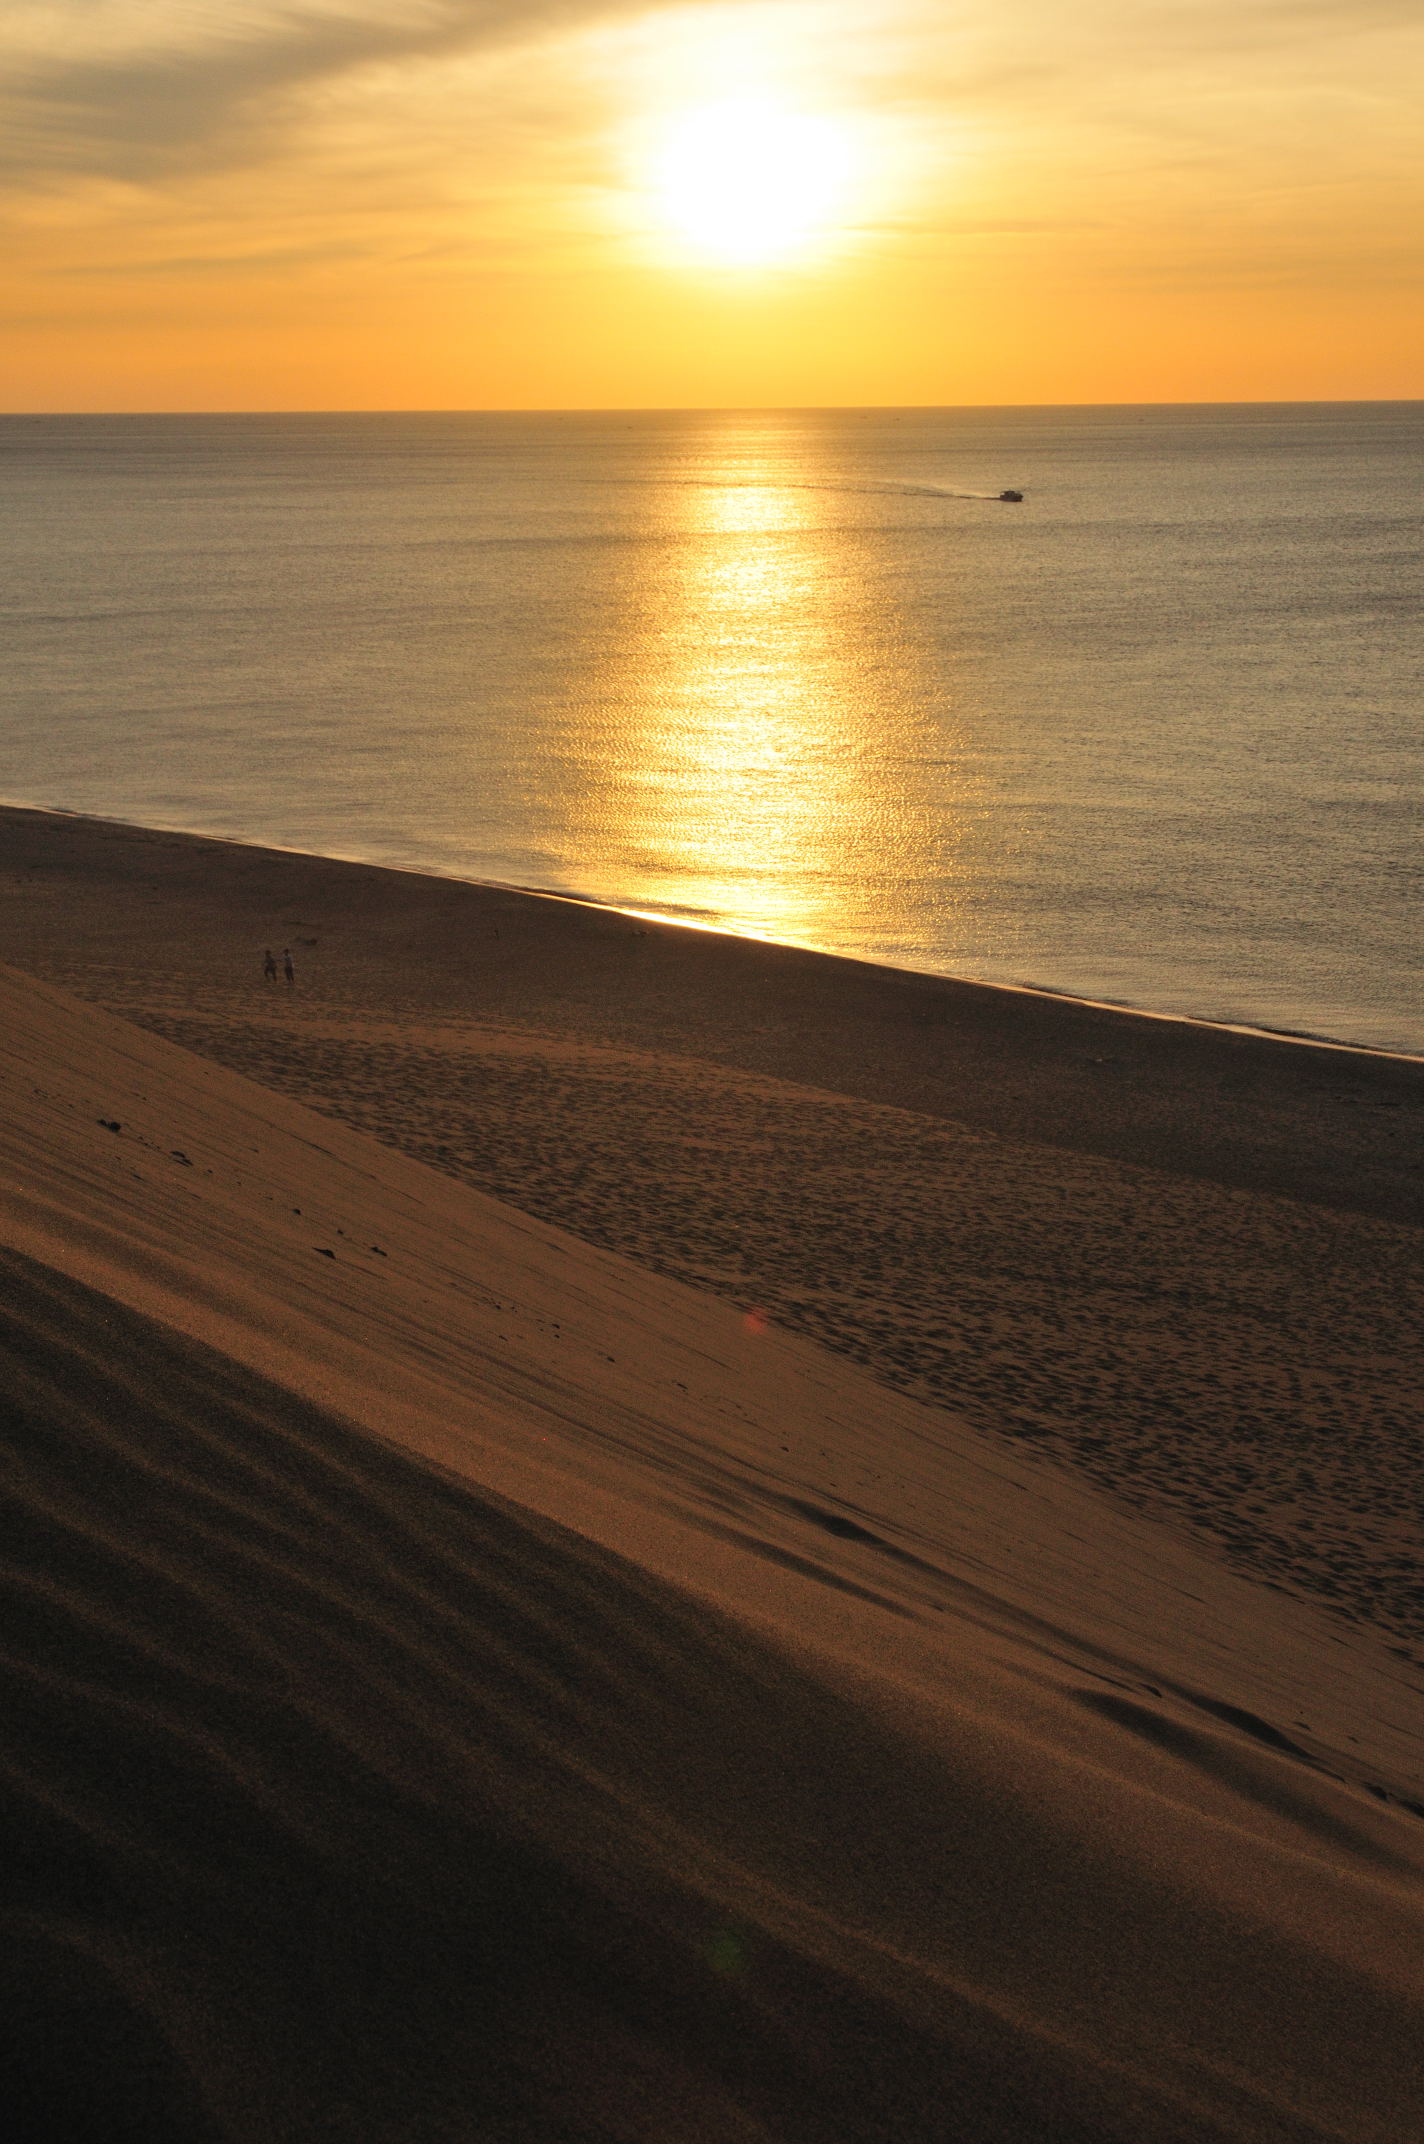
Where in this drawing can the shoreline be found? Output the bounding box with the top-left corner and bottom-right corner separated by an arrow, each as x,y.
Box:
9,795 -> 1421,1070
2,799 -> 1419,1236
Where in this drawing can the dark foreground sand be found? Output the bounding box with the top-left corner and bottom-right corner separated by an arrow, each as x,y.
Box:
1,805 -> 1422,2141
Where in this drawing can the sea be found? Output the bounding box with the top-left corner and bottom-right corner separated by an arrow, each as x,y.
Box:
1,403 -> 1420,1055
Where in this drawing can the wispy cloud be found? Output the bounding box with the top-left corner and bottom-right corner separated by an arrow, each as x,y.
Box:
54,237 -> 371,277
0,0 -> 653,184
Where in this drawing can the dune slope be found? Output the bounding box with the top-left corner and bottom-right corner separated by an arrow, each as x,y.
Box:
1,960 -> 1422,2143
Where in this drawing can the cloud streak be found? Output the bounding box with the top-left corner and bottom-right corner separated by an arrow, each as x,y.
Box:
0,0 -> 650,184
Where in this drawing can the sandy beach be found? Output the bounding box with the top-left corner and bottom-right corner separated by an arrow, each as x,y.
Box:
1,801 -> 1422,2141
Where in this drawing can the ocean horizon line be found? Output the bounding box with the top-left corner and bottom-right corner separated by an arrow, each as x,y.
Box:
6,396 -> 1424,420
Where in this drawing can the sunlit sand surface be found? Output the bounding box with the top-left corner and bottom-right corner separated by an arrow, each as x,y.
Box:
1,803 -> 1422,2140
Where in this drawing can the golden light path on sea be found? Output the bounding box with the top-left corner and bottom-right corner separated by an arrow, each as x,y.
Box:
549,424 -> 982,957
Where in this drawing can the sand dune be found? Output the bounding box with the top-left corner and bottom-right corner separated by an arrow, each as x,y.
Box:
2,955 -> 1423,2141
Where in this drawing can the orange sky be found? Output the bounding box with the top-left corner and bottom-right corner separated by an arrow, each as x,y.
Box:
3,1 -> 1421,410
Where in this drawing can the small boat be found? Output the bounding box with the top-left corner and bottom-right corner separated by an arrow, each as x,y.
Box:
998,489 -> 1024,503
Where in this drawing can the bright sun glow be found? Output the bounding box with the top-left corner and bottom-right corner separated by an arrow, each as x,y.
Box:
651,96 -> 854,266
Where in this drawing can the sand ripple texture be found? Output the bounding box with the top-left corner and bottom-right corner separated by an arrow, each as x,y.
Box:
1,1246 -> 1420,2144
13,1248 -> 1100,2144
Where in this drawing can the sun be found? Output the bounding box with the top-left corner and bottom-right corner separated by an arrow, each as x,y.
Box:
650,95 -> 854,267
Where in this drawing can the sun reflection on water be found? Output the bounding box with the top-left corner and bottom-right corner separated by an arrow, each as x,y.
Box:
555,431 -> 983,962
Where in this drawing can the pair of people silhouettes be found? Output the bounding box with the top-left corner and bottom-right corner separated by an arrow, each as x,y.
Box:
263,947 -> 295,985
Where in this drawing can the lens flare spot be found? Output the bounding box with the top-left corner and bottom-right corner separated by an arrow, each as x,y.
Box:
706,1926 -> 748,1977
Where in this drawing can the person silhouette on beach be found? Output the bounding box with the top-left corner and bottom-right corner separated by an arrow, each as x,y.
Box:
282,948 -> 295,986
263,948 -> 277,982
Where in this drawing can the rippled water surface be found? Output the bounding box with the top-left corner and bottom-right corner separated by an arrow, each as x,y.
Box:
2,404 -> 1419,1050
